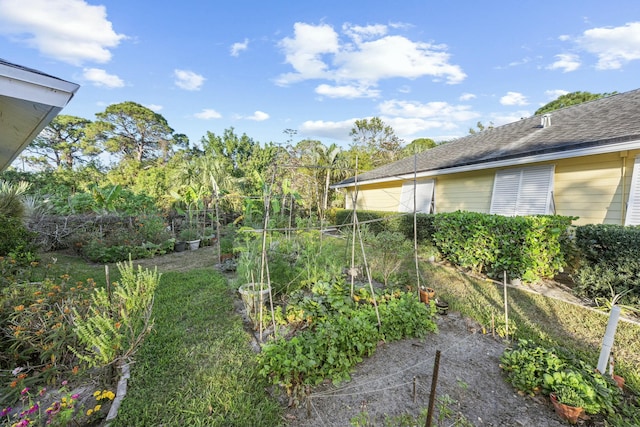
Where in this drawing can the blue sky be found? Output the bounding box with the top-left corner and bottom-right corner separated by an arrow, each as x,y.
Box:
3,0 -> 640,153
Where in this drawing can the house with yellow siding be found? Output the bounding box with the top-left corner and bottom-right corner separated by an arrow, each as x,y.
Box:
333,89 -> 640,226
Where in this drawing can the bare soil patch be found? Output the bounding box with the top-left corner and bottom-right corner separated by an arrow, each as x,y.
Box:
282,312 -> 570,427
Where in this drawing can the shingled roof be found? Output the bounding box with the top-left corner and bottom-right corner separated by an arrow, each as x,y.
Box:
335,88 -> 640,187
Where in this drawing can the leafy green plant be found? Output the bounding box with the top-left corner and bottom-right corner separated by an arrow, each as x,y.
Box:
70,259 -> 160,375
501,340 -> 622,416
258,284 -> 437,406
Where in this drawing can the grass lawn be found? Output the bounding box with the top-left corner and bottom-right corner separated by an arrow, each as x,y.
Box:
111,268 -> 282,427
422,261 -> 640,392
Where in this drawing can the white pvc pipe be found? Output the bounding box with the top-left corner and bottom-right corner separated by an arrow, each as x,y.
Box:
597,306 -> 621,374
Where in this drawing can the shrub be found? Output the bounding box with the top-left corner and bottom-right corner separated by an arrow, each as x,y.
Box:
572,224 -> 640,305
0,217 -> 39,265
432,212 -> 574,283
333,209 -> 435,242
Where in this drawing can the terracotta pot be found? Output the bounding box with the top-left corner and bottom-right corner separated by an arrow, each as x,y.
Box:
613,374 -> 625,390
550,393 -> 584,424
419,287 -> 435,303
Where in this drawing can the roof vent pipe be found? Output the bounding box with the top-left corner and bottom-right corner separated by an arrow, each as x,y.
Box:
541,114 -> 551,128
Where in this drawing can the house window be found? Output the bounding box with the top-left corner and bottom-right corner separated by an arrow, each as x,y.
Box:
490,165 -> 554,216
399,179 -> 435,213
625,157 -> 640,225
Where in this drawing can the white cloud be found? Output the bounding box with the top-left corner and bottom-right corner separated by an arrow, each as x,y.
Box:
146,104 -> 163,111
500,91 -> 529,106
82,68 -> 124,88
276,22 -> 340,85
546,53 -> 581,72
342,23 -> 388,43
544,89 -> 569,100
315,84 -> 380,99
195,109 -> 222,119
276,21 -> 466,94
174,69 -> 205,91
577,22 -> 640,70
378,100 -> 479,122
246,111 -> 269,121
230,38 -> 249,57
299,119 -> 355,141
0,0 -> 126,65
459,92 -> 476,101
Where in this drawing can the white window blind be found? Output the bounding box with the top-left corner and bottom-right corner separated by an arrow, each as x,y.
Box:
625,157 -> 640,225
399,179 -> 435,213
490,165 -> 554,216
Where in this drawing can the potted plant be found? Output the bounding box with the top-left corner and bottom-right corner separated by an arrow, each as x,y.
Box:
179,227 -> 201,250
550,385 -> 585,424
219,237 -> 234,261
419,285 -> 435,303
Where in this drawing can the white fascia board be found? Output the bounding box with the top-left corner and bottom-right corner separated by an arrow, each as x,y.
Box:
334,139 -> 640,189
0,63 -> 79,107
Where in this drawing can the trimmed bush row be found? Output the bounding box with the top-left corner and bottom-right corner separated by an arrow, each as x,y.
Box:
335,209 -> 573,283
573,224 -> 640,305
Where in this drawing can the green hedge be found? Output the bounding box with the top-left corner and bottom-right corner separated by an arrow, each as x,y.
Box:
333,209 -> 435,242
572,224 -> 640,305
334,209 -> 574,284
432,212 -> 574,283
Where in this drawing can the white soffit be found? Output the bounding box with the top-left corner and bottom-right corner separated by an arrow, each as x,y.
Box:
0,60 -> 80,171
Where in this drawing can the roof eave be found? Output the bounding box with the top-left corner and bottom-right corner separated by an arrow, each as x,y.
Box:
332,138 -> 640,189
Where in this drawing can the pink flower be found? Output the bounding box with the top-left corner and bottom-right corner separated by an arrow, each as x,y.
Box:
39,388 -> 47,396
27,404 -> 38,414
0,407 -> 11,417
61,380 -> 68,386
20,387 -> 30,395
71,394 -> 79,400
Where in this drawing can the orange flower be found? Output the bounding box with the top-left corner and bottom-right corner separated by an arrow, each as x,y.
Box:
114,322 -> 121,329
10,380 -> 17,388
17,373 -> 27,380
14,305 -> 25,312
72,366 -> 79,375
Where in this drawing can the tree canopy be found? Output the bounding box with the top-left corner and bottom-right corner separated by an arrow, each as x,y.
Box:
535,91 -> 617,115
23,115 -> 99,170
90,101 -> 179,162
349,117 -> 403,169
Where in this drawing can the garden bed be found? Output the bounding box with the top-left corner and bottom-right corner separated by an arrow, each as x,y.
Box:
283,312 -> 571,426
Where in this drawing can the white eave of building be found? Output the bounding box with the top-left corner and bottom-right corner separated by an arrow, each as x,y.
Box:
0,59 -> 80,171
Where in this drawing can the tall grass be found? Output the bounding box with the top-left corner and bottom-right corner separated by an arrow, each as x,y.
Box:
112,268 -> 282,426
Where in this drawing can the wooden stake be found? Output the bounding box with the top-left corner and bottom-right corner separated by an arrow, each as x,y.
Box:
503,271 -> 509,341
491,312 -> 495,338
425,350 -> 441,427
413,376 -> 417,403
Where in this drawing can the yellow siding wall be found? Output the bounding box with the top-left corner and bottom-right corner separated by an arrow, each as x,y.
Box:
347,150 -> 640,225
435,170 -> 494,213
345,181 -> 402,211
554,150 -> 639,225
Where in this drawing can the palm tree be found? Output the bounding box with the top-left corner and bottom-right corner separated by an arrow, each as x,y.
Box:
314,143 -> 348,216
0,180 -> 30,219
